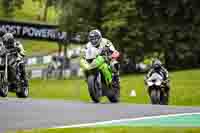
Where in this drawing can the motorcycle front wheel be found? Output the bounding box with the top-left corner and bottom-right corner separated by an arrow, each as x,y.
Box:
16,86 -> 29,98
87,75 -> 101,103
150,89 -> 160,104
0,73 -> 8,97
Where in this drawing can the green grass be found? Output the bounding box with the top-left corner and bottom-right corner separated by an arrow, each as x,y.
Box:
8,69 -> 200,106
0,0 -> 58,24
20,39 -> 58,56
28,78 -> 88,101
14,127 -> 200,133
170,69 -> 200,106
0,0 -> 61,57
0,0 -> 59,57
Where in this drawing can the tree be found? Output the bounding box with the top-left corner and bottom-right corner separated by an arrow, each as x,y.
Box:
32,0 -> 58,21
1,0 -> 24,17
58,0 -> 200,69
135,0 -> 200,68
43,0 -> 57,21
101,0 -> 145,63
59,0 -> 97,39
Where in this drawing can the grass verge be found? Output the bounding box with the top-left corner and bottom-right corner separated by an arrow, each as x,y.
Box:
21,39 -> 58,56
0,0 -> 58,24
7,69 -> 200,106
14,127 -> 200,133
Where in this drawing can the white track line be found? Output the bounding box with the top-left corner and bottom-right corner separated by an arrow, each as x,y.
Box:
49,112 -> 200,129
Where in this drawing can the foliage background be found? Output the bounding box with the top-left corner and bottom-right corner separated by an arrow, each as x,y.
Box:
1,0 -> 200,69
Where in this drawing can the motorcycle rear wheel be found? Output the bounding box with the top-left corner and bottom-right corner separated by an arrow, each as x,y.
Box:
16,81 -> 29,98
107,80 -> 120,103
160,90 -> 169,105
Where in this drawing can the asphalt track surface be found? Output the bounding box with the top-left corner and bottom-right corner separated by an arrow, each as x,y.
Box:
1,98 -> 200,132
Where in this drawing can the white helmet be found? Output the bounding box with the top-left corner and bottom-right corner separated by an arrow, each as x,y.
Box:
88,29 -> 102,47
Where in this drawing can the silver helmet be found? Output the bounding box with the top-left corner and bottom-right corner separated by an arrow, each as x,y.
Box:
88,29 -> 102,47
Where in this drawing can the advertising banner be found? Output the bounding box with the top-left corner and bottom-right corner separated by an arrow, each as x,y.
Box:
0,20 -> 67,41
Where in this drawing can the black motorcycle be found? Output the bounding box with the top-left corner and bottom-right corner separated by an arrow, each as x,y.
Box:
0,47 -> 29,98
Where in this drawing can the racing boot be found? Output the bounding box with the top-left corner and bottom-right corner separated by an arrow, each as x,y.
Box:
112,72 -> 120,89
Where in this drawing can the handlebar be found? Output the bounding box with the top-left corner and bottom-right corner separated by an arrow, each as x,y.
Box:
0,48 -> 19,56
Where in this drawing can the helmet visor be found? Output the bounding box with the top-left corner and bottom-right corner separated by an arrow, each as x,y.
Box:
89,35 -> 99,46
4,40 -> 14,49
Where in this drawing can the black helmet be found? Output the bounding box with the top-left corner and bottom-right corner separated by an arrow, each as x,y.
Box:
88,29 -> 102,47
2,33 -> 15,48
152,59 -> 162,70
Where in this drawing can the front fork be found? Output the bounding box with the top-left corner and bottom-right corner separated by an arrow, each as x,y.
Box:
4,55 -> 8,83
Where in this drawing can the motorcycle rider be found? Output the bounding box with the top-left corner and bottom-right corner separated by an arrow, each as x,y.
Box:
49,56 -> 62,71
2,33 -> 28,88
84,29 -> 120,87
145,59 -> 170,97
46,56 -> 62,78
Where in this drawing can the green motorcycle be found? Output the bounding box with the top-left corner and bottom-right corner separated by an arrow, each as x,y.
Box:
80,46 -> 120,103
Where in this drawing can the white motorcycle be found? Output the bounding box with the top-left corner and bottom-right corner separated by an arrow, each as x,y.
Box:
145,73 -> 169,105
